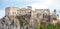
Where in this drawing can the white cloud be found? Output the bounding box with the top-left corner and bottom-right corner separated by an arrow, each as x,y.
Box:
28,0 -> 60,11
29,0 -> 53,9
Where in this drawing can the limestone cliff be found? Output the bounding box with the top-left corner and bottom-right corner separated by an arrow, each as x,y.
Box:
0,15 -> 20,29
0,14 -> 31,29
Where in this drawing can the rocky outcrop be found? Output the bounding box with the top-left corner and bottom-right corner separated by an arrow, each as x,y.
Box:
0,14 -> 40,29
0,14 -> 31,29
0,16 -> 20,29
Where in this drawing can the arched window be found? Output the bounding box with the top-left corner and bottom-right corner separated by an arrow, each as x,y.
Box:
37,13 -> 41,17
43,13 -> 47,18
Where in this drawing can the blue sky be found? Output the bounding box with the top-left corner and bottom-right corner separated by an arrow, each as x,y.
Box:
0,0 -> 60,19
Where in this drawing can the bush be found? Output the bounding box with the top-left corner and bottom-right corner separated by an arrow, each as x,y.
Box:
35,23 -> 60,29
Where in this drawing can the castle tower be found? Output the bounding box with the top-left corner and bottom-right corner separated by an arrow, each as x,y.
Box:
43,9 -> 50,19
53,9 -> 57,18
54,9 -> 56,13
51,9 -> 57,20
27,6 -> 32,10
5,7 -> 20,16
27,6 -> 32,17
51,9 -> 58,24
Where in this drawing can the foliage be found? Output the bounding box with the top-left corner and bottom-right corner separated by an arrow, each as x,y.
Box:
35,23 -> 60,29
17,14 -> 30,29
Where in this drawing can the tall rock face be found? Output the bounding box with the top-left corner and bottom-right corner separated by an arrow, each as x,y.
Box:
0,14 -> 31,29
0,16 -> 20,29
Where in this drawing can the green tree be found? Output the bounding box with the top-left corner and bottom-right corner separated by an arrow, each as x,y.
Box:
35,23 -> 60,29
17,14 -> 30,29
